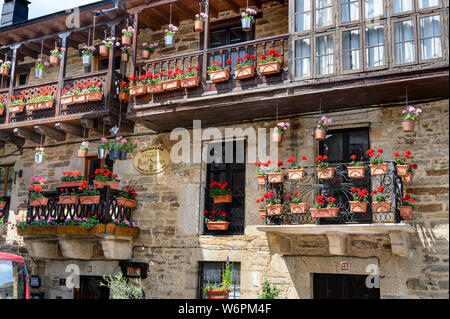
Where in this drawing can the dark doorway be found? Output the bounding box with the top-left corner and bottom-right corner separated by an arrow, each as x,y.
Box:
73,276 -> 109,300
313,274 -> 380,299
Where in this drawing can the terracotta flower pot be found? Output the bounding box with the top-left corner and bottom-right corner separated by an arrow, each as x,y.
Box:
29,197 -> 49,207
180,77 -> 200,88
116,197 -> 137,208
206,221 -> 230,230
0,201 -> 7,209
119,92 -> 129,102
99,45 -> 109,57
49,55 -> 59,65
272,131 -> 282,143
26,103 -> 39,112
60,95 -> 74,106
95,181 -> 119,190
314,129 -> 327,141
209,69 -> 230,83
121,53 -> 129,62
142,50 -> 151,59
259,61 -> 281,75
85,92 -> 103,102
147,83 -> 164,94
206,289 -> 229,299
59,181 -> 85,188
8,104 -> 25,114
310,207 -> 339,218
402,172 -> 413,185
267,204 -> 283,216
235,65 -> 255,80
347,166 -> 366,179
38,100 -> 54,110
78,149 -> 88,158
267,172 -> 284,183
369,163 -> 388,176
399,206 -> 413,220
79,195 -> 101,205
72,93 -> 87,104
162,79 -> 181,91
257,175 -> 266,186
106,223 -> 140,238
0,108 -> 4,116
317,168 -> 335,180
122,35 -> 132,46
287,169 -> 306,181
129,85 -> 147,96
349,201 -> 368,213
17,225 -> 56,236
401,120 -> 415,132
58,196 -> 79,205
372,201 -> 391,213
213,194 -> 232,204
396,165 -> 409,177
194,20 -> 204,32
0,66 -> 10,76
290,203 -> 309,214
259,209 -> 266,220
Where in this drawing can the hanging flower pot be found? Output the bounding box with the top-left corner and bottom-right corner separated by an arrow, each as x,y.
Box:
180,76 -> 200,88
399,206 -> 413,220
205,221 -> 230,231
267,172 -> 284,183
35,67 -> 44,79
79,195 -> 101,205
165,34 -> 175,47
287,169 -> 306,181
272,131 -> 282,143
396,165 -> 409,177
116,197 -> 137,208
369,163 -> 388,176
99,45 -> 109,57
241,16 -> 252,31
317,168 -> 335,180
209,69 -> 230,83
257,175 -> 265,186
78,149 -> 87,158
122,35 -> 132,46
142,50 -> 151,59
49,55 -> 59,66
34,152 -> 44,164
119,92 -> 129,102
194,20 -> 205,32
290,203 -> 309,214
110,148 -> 120,160
29,197 -> 49,207
402,172 -> 413,185
372,201 -> 391,213
58,196 -> 79,205
235,66 -> 255,80
0,66 -> 10,76
97,148 -> 107,159
162,79 -> 181,91
119,150 -> 127,160
267,204 -> 283,216
121,53 -> 129,62
82,55 -> 92,66
401,120 -> 415,132
314,129 -> 327,141
349,201 -> 368,213
147,83 -> 164,94
78,140 -> 90,157
347,166 -> 366,179
259,209 -> 266,220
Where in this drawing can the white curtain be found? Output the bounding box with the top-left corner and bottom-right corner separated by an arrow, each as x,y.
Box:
421,15 -> 442,59
316,35 -> 333,75
341,0 -> 359,23
418,0 -> 439,9
295,0 -> 311,31
316,0 -> 333,27
343,30 -> 360,70
295,38 -> 311,77
365,26 -> 385,67
365,0 -> 383,18
394,20 -> 415,63
393,0 -> 412,13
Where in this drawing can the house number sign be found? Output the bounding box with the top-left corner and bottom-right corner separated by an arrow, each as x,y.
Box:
133,145 -> 170,175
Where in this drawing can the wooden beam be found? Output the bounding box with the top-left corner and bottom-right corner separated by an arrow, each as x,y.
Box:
0,132 -> 25,147
150,8 -> 179,27
222,0 -> 241,13
209,2 -> 219,18
173,2 -> 196,20
103,115 -> 134,133
13,128 -> 43,144
34,125 -> 67,141
252,0 -> 262,9
81,119 -> 112,135
55,122 -> 87,138
127,0 -> 178,14
139,13 -> 161,31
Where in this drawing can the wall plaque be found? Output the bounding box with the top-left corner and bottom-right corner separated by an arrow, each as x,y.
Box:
133,145 -> 170,175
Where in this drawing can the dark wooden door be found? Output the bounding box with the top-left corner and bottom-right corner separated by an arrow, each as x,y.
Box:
313,274 -> 380,299
73,276 -> 109,300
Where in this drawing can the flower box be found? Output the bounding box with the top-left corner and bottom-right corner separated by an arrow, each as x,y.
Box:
129,85 -> 147,96
213,194 -> 232,204
399,206 -> 413,220
37,100 -> 54,110
59,181 -> 85,188
369,163 -> 388,176
60,95 -> 74,106
257,175 -> 266,186
72,93 -> 87,104
235,66 -> 255,80
267,172 -> 284,183
106,223 -> 140,238
116,197 -> 137,208
8,104 -> 25,114
17,225 -> 56,236
206,289 -> 229,299
372,201 -> 391,213
209,69 -> 230,83
85,92 -> 103,102
147,83 -> 164,94
287,169 -> 306,181
347,166 -> 366,179
206,221 -> 230,231
259,209 -> 266,220
267,204 -> 283,216
57,224 -> 105,236
180,77 -> 200,88
162,79 -> 181,91
290,203 -> 309,214
310,207 -> 339,218
58,196 -> 79,205
396,165 -> 409,177
259,61 -> 281,75
29,197 -> 49,207
401,120 -> 415,132
317,168 -> 335,180
79,195 -> 101,205
118,92 -> 129,102
25,102 -> 39,112
402,172 -> 413,185
349,201 -> 368,213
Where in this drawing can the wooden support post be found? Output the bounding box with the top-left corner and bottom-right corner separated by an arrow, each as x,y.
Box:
6,43 -> 21,125
105,23 -> 117,113
13,128 -> 43,144
130,13 -> 139,78
34,125 -> 67,141
55,122 -> 87,138
55,32 -> 71,117
202,0 -> 210,82
81,119 -> 112,135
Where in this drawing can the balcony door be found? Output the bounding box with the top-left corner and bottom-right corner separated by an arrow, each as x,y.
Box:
313,274 -> 380,299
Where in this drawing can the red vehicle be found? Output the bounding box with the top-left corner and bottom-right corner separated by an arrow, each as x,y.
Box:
0,252 -> 30,299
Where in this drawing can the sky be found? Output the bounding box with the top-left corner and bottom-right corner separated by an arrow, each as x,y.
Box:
0,0 -> 100,20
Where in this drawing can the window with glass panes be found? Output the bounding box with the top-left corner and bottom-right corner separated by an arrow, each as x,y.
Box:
316,34 -> 334,75
364,0 -> 383,19
342,29 -> 361,71
394,19 -> 415,64
295,0 -> 312,32
365,25 -> 385,68
295,38 -> 312,78
315,0 -> 333,28
393,0 -> 413,14
419,15 -> 442,60
418,0 -> 439,9
341,0 -> 360,23
198,262 -> 241,299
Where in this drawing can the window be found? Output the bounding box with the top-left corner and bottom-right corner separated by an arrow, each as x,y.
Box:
0,165 -> 14,197
313,274 -> 380,299
342,29 -> 361,71
315,34 -> 334,75
365,25 -> 385,68
394,19 -> 415,64
418,0 -> 439,9
364,0 -> 384,19
203,140 -> 246,235
294,38 -> 312,78
392,0 -> 413,14
315,0 -> 333,28
295,0 -> 312,32
198,262 -> 241,299
96,54 -> 122,72
341,0 -> 360,23
84,156 -> 114,184
419,15 -> 442,60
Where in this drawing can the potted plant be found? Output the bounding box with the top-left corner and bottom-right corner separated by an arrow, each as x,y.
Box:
162,68 -> 181,91
258,279 -> 280,299
267,160 -> 284,183
141,42 -> 158,59
128,76 -> 147,96
204,210 -> 230,230
0,97 -> 5,116
209,181 -> 232,204
122,26 -> 135,46
286,156 -> 307,181
207,59 -> 232,83
16,217 -> 57,236
146,73 -> 164,94
61,85 -> 76,106
254,161 -> 267,186
286,190 -> 309,213
194,12 -> 208,32
164,24 -> 178,47
58,217 -> 104,235
402,105 -> 422,132
120,46 -> 132,62
265,192 -> 283,215
49,47 -> 64,65
109,136 -> 122,159
106,219 -> 139,237
78,141 -> 89,158
310,195 -> 338,218
8,95 -> 26,114
316,155 -> 334,180
371,185 -> 391,213
116,186 -> 138,208
0,60 -> 11,76
81,46 -> 95,66
119,81 -> 130,102
347,155 -> 366,179
393,150 -> 412,176
241,8 -> 257,31
399,194 -> 414,220
349,187 -> 369,213
35,59 -> 49,78
82,80 -> 103,101
119,138 -> 139,160
259,49 -> 282,75
180,66 -> 201,88
100,37 -> 115,57
204,258 -> 233,299
34,147 -> 46,164
28,177 -> 48,207
78,182 -> 101,205
272,121 -> 289,143
95,137 -> 108,159
402,163 -> 417,185
367,148 -> 388,176
26,89 -> 55,112
58,188 -> 79,205
60,170 -> 85,188
315,116 -> 332,141
256,197 -> 266,219
234,54 -> 256,80
0,193 -> 7,209
94,168 -> 120,189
